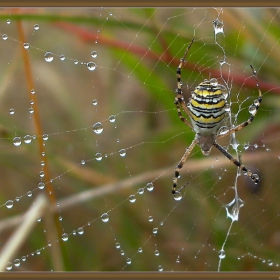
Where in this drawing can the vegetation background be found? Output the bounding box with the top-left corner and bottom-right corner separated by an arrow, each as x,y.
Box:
0,7 -> 279,271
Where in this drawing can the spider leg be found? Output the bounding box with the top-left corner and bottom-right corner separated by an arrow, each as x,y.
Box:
174,97 -> 192,127
172,138 -> 198,194
213,142 -> 259,183
217,65 -> 262,140
174,38 -> 195,128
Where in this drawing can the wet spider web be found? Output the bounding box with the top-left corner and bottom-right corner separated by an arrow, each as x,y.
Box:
0,7 -> 279,272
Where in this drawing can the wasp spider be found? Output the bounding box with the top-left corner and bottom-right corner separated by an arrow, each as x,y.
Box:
172,38 -> 261,195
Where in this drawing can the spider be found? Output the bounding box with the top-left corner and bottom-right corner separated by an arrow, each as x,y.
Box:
172,38 -> 262,195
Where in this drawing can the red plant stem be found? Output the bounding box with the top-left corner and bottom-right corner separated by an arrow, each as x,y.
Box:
55,22 -> 278,94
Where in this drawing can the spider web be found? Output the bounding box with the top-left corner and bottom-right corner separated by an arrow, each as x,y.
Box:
0,7 -> 279,272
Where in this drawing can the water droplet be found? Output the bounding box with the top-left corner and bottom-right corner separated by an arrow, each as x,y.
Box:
95,152 -> 103,161
9,108 -> 15,115
218,126 -> 229,135
21,256 -> 26,262
41,161 -> 45,166
93,122 -> 103,134
13,137 -> 21,146
115,242 -> 120,249
39,171 -> 45,178
6,262 -> 12,270
173,192 -> 183,201
120,250 -> 125,256
138,247 -> 143,253
148,216 -> 153,222
109,115 -> 116,122
59,216 -> 63,221
38,182 -> 45,190
6,19 -> 11,24
42,134 -> 48,141
129,195 -> 136,203
138,188 -> 144,194
225,197 -> 244,221
92,99 -> 98,106
158,265 -> 163,271
44,52 -> 54,62
119,149 -> 126,157
254,144 -> 258,149
249,105 -> 256,115
34,24 -> 39,30
154,250 -> 160,256
101,213 -> 109,222
224,104 -> 231,112
24,135 -> 32,144
37,218 -> 42,222
91,51 -> 98,58
27,191 -> 32,197
268,260 -> 273,266
5,200 -> 13,209
29,107 -> 34,114
218,249 -> 226,259
146,182 -> 154,192
23,43 -> 29,49
60,55 -> 65,61
2,34 -> 8,40
74,60 -> 79,65
213,19 -> 224,35
126,258 -> 131,265
81,159 -> 86,165
153,228 -> 158,235
86,62 -> 97,71
243,143 -> 249,150
77,227 -> 84,235
62,233 -> 68,241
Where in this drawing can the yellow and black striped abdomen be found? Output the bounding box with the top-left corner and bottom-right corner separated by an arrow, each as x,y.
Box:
188,78 -> 227,135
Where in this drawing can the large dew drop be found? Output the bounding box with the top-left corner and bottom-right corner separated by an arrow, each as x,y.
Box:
62,233 -> 68,242
86,62 -> 97,71
91,51 -> 98,58
119,149 -> 126,157
93,122 -> 103,134
24,135 -> 32,144
213,19 -> 224,35
95,152 -> 103,161
109,115 -> 116,122
225,197 -> 244,221
13,137 -> 21,146
173,192 -> 182,201
44,52 -> 54,62
146,182 -> 154,192
38,182 -> 45,190
129,195 -> 136,203
5,200 -> 13,209
23,43 -> 29,49
101,213 -> 109,222
218,249 -> 226,259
